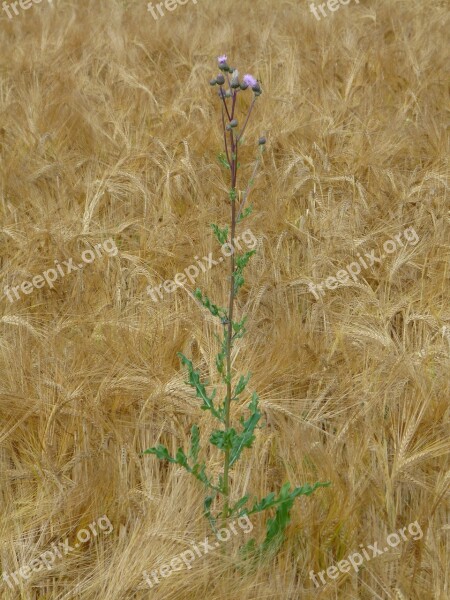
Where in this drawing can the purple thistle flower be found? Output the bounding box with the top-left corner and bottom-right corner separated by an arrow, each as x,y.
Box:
218,54 -> 228,66
243,74 -> 257,88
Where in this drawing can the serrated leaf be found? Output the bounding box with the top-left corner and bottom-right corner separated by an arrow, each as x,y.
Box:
233,373 -> 251,398
142,444 -> 176,463
194,288 -> 227,319
237,205 -> 253,223
210,428 -> 236,450
236,250 -> 256,270
178,352 -> 224,422
218,153 -> 230,169
189,425 -> 200,462
229,393 -> 261,467
211,223 -> 229,245
229,495 -> 250,516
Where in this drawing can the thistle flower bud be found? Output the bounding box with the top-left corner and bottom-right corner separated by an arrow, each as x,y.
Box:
225,90 -> 232,98
230,119 -> 238,128
258,137 -> 266,145
210,78 -> 217,86
216,73 -> 225,85
226,124 -> 232,131
240,81 -> 249,90
230,70 -> 240,89
217,54 -> 228,71
252,82 -> 261,93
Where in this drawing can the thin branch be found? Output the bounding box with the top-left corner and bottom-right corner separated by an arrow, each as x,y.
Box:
237,97 -> 256,143
236,148 -> 263,221
219,88 -> 231,121
221,106 -> 230,167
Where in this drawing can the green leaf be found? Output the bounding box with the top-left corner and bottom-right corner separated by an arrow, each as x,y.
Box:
191,462 -> 210,486
232,317 -> 247,339
218,153 -> 230,169
236,481 -> 330,556
228,495 -> 250,516
211,224 -> 229,245
189,425 -> 200,462
210,427 -> 237,450
142,444 -> 176,462
194,289 -> 227,319
178,352 -> 224,422
236,250 -> 256,270
176,447 -> 189,469
204,495 -> 217,530
229,189 -> 237,201
209,394 -> 261,467
233,250 -> 256,294
237,205 -> 253,223
233,373 -> 251,398
244,480 -> 330,516
142,441 -> 220,491
229,392 -> 261,466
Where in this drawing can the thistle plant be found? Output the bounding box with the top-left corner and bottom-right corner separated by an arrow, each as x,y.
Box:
144,55 -> 329,557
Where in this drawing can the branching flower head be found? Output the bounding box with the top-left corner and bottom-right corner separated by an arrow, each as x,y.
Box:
218,54 -> 229,71
243,74 -> 257,88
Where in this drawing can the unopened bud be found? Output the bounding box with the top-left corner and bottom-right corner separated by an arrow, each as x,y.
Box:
216,74 -> 225,85
258,137 -> 266,145
231,70 -> 240,89
230,119 -> 238,128
210,79 -> 217,86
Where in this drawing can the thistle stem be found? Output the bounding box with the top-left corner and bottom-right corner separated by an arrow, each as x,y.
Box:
222,92 -> 238,522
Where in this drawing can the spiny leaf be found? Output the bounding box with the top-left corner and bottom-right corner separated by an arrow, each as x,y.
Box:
237,205 -> 253,223
204,495 -> 217,530
236,250 -> 256,270
178,352 -> 224,422
244,481 -> 330,516
218,153 -> 230,169
143,442 -> 219,491
228,495 -> 250,516
229,393 -> 261,466
211,223 -> 229,245
210,427 -> 236,450
233,250 -> 256,294
233,373 -> 251,398
142,444 -> 176,462
189,425 -> 200,462
232,317 -> 247,339
194,288 -> 227,319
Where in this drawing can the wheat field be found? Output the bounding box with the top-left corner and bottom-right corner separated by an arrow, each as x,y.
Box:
0,0 -> 449,598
